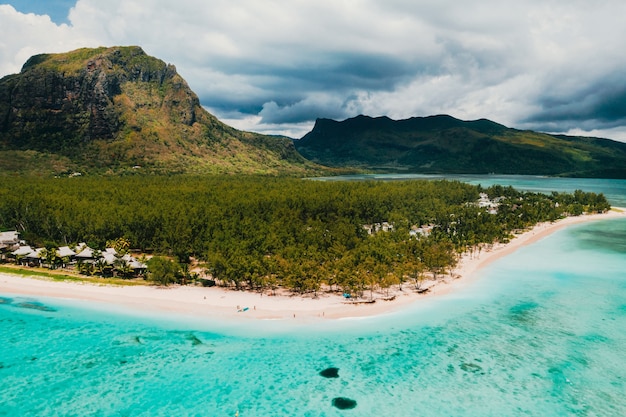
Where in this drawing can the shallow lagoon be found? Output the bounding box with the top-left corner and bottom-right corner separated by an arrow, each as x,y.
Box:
2,176 -> 626,416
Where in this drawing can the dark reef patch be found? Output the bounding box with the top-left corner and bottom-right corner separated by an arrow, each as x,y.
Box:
332,397 -> 357,410
15,301 -> 56,312
460,362 -> 483,373
508,301 -> 539,325
187,333 -> 203,346
0,297 -> 13,305
320,367 -> 339,378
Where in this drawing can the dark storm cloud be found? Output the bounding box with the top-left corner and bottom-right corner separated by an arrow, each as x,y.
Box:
215,52 -> 419,86
196,51 -> 428,124
525,75 -> 626,132
258,100 -> 347,124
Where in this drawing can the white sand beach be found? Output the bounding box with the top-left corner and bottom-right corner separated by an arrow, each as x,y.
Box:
1,208 -> 625,321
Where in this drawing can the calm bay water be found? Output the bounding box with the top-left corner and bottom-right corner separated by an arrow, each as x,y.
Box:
313,174 -> 626,208
2,176 -> 626,416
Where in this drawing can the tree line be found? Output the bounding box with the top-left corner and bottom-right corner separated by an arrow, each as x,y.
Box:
0,176 -> 610,296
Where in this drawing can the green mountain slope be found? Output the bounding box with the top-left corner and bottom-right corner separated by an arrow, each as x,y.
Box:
295,115 -> 626,178
0,46 -> 322,176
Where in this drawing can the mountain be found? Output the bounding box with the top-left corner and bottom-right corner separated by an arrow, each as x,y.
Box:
295,115 -> 626,178
0,46 -> 322,176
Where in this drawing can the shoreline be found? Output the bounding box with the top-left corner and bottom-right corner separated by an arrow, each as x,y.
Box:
1,208 -> 625,322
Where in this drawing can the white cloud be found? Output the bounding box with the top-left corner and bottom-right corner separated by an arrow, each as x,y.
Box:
1,0 -> 626,141
561,127 -> 626,142
0,5 -> 76,74
216,111 -> 314,139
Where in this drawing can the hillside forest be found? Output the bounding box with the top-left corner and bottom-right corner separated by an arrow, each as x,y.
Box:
0,177 -> 610,297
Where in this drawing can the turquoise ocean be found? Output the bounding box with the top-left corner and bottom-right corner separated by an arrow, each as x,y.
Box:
2,176 -> 626,416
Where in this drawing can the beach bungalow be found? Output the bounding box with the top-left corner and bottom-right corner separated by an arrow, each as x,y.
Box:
74,244 -> 98,262
57,246 -> 76,258
10,245 -> 26,264
410,224 -> 435,238
24,248 -> 44,267
0,231 -> 20,247
476,193 -> 500,214
101,251 -> 147,277
56,246 -> 77,268
11,245 -> 34,256
9,239 -> 147,277
122,253 -> 148,274
363,221 -> 395,235
100,248 -> 118,265
0,231 -> 20,260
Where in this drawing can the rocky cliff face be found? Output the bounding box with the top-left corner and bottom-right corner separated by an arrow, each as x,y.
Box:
0,46 -> 318,175
4,47 -> 174,148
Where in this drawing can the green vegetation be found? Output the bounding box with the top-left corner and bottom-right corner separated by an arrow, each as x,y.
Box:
5,46 -> 626,179
0,176 -> 610,295
295,115 -> 626,178
0,265 -> 81,281
0,265 -> 147,286
146,256 -> 182,286
0,46 -> 325,176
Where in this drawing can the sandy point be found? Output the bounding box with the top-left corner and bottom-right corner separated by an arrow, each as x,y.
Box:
1,208 -> 624,322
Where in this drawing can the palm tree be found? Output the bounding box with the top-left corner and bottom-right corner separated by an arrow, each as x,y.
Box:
76,259 -> 87,275
94,258 -> 108,277
60,256 -> 71,269
14,253 -> 25,266
106,237 -> 131,255
180,263 -> 190,285
40,247 -> 59,270
114,258 -> 134,278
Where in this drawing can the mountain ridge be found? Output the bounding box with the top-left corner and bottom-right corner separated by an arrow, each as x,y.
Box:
4,46 -> 625,178
295,114 -> 626,178
0,46 -> 323,176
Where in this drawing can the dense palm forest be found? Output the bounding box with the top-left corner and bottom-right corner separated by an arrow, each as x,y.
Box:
0,176 -> 610,296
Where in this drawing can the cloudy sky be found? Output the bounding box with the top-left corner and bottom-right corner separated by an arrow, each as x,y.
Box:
2,0 -> 626,141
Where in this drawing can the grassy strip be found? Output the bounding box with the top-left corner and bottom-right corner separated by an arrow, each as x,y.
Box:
0,265 -> 148,287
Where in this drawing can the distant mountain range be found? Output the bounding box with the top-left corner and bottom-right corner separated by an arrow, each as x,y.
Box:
295,115 -> 626,178
2,46 -> 626,178
0,46 -> 322,176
